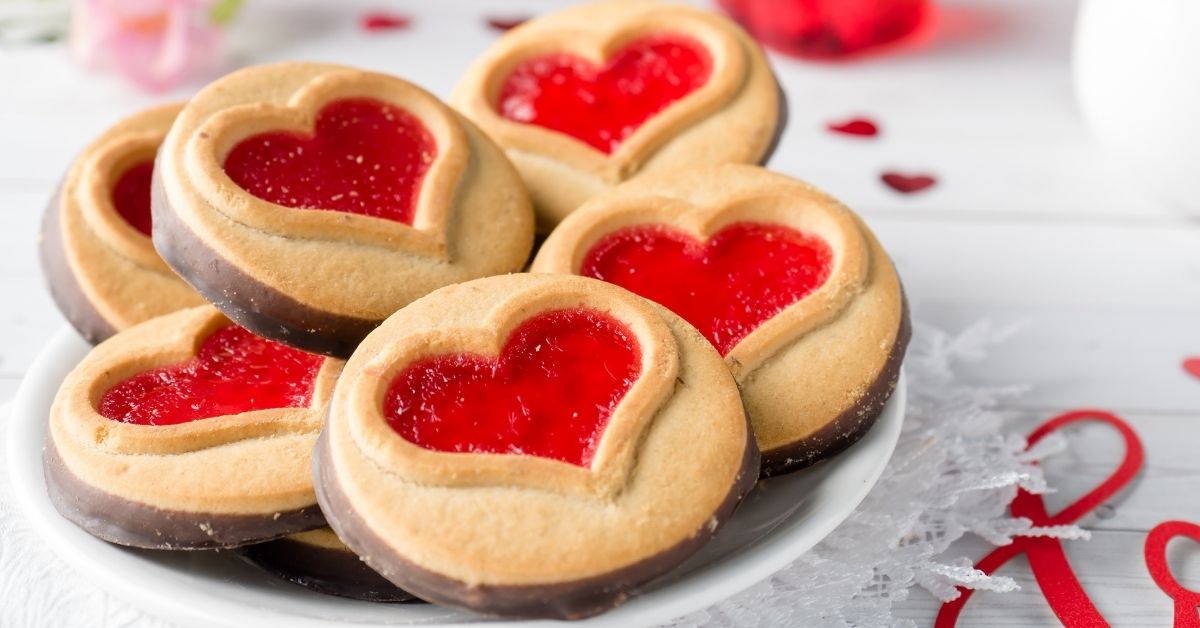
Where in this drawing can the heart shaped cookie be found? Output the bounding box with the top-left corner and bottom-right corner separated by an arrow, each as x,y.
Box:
40,103 -> 205,343
452,0 -> 783,230
315,274 -> 757,619
533,164 -> 910,476
239,527 -> 419,602
154,63 -> 535,357
46,306 -> 341,549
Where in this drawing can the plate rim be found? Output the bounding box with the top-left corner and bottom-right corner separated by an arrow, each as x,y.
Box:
6,326 -> 905,628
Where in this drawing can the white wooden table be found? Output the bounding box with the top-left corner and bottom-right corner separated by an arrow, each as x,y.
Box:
2,0 -> 1198,625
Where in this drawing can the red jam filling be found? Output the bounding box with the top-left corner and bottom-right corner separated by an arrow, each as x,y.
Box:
496,34 -> 712,154
99,326 -> 325,426
383,309 -> 641,467
222,98 -> 436,225
111,160 -> 155,237
581,222 -> 833,356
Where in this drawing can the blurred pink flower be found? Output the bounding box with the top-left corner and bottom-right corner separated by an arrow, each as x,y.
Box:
69,0 -> 236,91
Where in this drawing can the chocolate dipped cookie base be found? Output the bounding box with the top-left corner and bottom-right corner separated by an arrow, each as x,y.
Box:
151,171 -> 378,358
313,427 -> 760,620
40,189 -> 118,344
44,441 -> 326,550
239,532 -> 420,603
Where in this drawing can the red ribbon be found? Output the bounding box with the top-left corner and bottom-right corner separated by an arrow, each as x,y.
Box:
1145,520 -> 1200,628
935,409 -> 1145,628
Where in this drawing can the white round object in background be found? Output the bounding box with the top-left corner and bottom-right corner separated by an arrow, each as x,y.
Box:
1073,0 -> 1200,214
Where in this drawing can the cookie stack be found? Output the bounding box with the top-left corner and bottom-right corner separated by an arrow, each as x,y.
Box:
39,1 -> 908,620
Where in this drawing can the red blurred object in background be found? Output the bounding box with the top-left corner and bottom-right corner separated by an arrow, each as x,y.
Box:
718,0 -> 932,60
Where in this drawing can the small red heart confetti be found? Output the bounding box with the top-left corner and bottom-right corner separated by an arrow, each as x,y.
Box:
881,171 -> 937,194
827,117 -> 879,137
361,12 -> 411,32
1183,357 -> 1200,380
487,16 -> 529,31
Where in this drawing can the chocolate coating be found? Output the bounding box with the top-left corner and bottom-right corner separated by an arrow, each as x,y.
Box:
151,167 -> 378,359
238,535 -> 421,603
44,440 -> 326,550
313,422 -> 760,619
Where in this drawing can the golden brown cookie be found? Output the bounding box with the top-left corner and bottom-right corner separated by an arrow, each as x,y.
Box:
239,527 -> 419,603
45,306 -> 340,549
533,164 -> 909,476
40,103 -> 204,343
453,0 -> 783,230
315,274 -> 758,619
154,62 -> 535,357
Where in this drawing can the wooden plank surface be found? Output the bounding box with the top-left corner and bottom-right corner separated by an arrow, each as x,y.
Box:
893,529 -> 1200,626
1,0 -> 1198,625
1003,410 -> 1200,533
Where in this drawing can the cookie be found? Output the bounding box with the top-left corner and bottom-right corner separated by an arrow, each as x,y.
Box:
452,0 -> 784,230
45,306 -> 339,549
315,274 -> 757,619
153,62 -> 535,357
40,103 -> 205,344
532,164 -> 910,476
239,527 -> 419,603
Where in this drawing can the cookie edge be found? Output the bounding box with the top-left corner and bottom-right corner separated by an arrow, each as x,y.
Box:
313,419 -> 760,619
758,290 -> 912,478
151,167 -> 378,358
44,438 -> 326,549
40,188 -> 118,344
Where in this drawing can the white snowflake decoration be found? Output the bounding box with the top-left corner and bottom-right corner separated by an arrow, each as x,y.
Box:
668,321 -> 1085,627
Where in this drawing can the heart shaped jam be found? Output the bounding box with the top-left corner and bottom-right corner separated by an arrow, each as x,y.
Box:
497,34 -> 712,154
99,325 -> 325,425
582,223 -> 832,355
223,98 -> 436,225
111,160 -> 155,237
384,309 -> 640,467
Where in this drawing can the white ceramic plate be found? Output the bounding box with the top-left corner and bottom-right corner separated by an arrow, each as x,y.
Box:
7,326 -> 904,628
